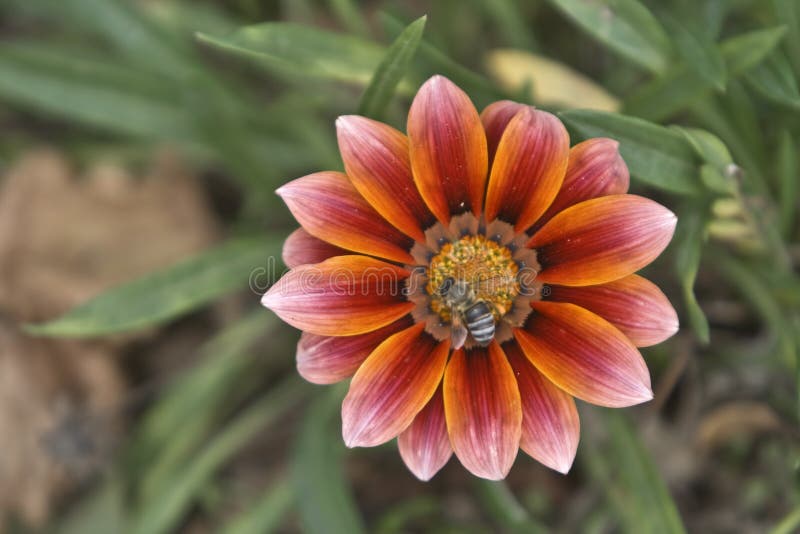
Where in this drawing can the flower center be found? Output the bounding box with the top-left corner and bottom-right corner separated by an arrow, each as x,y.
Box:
426,235 -> 520,323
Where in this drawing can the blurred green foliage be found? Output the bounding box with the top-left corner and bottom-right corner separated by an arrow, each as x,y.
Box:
1,0 -> 799,532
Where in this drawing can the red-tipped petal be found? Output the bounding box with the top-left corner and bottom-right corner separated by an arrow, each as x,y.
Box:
528,194 -> 677,286
480,100 -> 527,165
337,115 -> 434,241
342,324 -> 449,447
515,301 -> 652,408
398,385 -> 452,481
296,317 -> 413,384
533,138 -> 629,232
408,75 -> 488,223
547,275 -> 679,347
485,108 -> 570,230
443,343 -> 522,480
277,171 -> 414,264
505,342 -> 579,474
261,255 -> 413,336
283,228 -> 347,268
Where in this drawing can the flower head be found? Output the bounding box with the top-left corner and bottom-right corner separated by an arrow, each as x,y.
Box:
262,75 -> 678,480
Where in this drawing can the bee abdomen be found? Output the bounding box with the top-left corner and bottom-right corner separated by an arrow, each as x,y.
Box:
465,302 -> 495,346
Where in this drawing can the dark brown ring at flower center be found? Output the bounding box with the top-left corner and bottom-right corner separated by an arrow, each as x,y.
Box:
404,213 -> 542,348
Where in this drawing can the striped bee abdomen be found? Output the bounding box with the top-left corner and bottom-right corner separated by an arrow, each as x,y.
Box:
465,301 -> 495,346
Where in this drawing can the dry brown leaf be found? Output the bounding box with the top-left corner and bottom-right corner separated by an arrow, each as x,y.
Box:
485,49 -> 620,112
0,148 -> 220,527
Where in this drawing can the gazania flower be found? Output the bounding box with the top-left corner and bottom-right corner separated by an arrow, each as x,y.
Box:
262,75 -> 678,481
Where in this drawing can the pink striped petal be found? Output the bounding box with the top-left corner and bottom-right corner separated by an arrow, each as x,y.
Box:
408,75 -> 488,223
480,100 -> 527,165
296,317 -> 413,384
547,275 -> 679,347
261,255 -> 413,336
505,342 -> 579,474
282,228 -> 347,268
515,301 -> 652,408
485,107 -> 570,230
443,343 -> 522,480
528,195 -> 677,286
342,324 -> 449,447
532,138 -> 629,232
337,115 -> 434,241
398,385 -> 452,481
277,171 -> 414,264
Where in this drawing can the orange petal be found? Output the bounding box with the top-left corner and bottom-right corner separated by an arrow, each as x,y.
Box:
485,107 -> 569,230
480,100 -> 527,165
282,228 -> 347,268
443,343 -> 521,480
337,115 -> 435,241
515,301 -> 652,408
504,342 -> 579,474
277,171 -> 414,264
547,275 -> 678,347
398,385 -> 452,481
296,317 -> 413,384
342,324 -> 449,447
408,75 -> 488,223
528,194 -> 677,286
532,138 -> 629,233
261,255 -> 413,336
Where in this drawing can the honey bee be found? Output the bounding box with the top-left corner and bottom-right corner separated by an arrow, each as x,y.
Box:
437,276 -> 496,349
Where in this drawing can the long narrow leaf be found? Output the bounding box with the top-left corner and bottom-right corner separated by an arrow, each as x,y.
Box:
546,0 -> 673,74
294,385 -> 365,534
559,110 -> 701,195
26,237 -> 281,337
358,16 -> 426,119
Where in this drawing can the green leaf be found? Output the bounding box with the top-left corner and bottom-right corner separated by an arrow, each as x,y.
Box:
776,130 -> 798,238
745,50 -> 800,110
358,15 -> 426,119
326,0 -> 370,38
663,15 -> 726,91
197,22 -> 387,87
26,237 -> 280,337
379,12 -> 506,104
0,43 -> 193,139
583,412 -> 686,534
624,27 -> 787,121
773,0 -> 800,77
674,204 -> 710,344
294,385 -> 365,534
722,26 -> 788,76
559,110 -> 701,195
130,376 -> 306,534
475,480 -> 547,533
545,0 -> 672,74
221,477 -> 294,534
132,312 -> 277,502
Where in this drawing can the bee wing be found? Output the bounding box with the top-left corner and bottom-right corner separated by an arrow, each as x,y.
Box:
450,313 -> 468,350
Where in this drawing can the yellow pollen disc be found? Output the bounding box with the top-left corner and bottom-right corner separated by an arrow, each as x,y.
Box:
427,235 -> 519,323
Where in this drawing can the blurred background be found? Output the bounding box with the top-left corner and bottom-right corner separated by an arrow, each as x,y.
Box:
0,0 -> 798,532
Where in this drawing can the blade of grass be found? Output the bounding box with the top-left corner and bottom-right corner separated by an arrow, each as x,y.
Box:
26,236 -> 280,337
132,312 -> 277,502
582,411 -> 686,534
776,130 -> 798,238
559,109 -> 701,195
294,384 -> 365,534
130,375 -> 307,534
674,202 -> 710,343
358,15 -> 426,119
475,480 -> 547,533
221,476 -> 294,534
327,0 -> 370,38
545,0 -> 673,74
